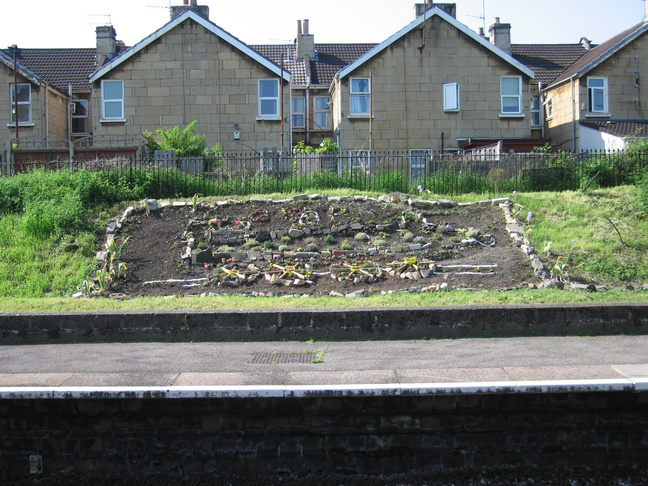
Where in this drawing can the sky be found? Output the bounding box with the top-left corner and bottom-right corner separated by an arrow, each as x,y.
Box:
1,0 -> 646,49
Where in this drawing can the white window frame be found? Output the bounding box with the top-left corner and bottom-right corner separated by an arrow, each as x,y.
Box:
313,96 -> 331,128
258,79 -> 280,119
350,149 -> 370,170
500,76 -> 523,116
531,95 -> 541,126
410,149 -> 431,180
443,83 -> 460,111
350,77 -> 371,116
291,97 -> 305,128
544,97 -> 553,120
587,77 -> 608,115
9,83 -> 32,125
101,80 -> 124,121
71,100 -> 89,134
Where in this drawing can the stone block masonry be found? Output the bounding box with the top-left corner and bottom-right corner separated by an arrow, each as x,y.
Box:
1,390 -> 646,479
1,303 -> 647,344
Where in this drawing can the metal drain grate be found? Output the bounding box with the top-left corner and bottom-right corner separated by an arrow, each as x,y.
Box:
249,352 -> 321,364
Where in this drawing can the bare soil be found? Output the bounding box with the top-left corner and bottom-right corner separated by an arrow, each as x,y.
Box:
110,195 -> 541,298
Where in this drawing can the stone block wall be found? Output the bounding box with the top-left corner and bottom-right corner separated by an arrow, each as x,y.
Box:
1,391 -> 647,479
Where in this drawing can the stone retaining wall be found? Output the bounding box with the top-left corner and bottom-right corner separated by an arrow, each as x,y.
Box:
2,390 -> 646,479
1,303 -> 647,344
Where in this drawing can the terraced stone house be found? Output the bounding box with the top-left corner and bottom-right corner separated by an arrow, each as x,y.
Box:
2,0 -> 648,169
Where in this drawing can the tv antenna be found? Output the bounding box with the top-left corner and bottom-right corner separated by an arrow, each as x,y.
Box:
88,13 -> 112,26
466,0 -> 486,34
147,0 -> 171,9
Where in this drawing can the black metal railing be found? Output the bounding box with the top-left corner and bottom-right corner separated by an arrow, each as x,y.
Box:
1,150 -> 646,197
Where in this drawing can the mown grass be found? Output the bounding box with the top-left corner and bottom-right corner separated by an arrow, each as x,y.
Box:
1,289 -> 646,313
0,167 -> 646,311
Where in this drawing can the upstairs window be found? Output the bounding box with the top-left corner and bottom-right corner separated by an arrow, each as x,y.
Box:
313,96 -> 331,128
587,77 -> 608,114
101,80 -> 124,120
531,95 -> 541,126
258,79 -> 280,119
350,77 -> 370,115
10,83 -> 32,125
71,100 -> 89,134
443,83 -> 460,111
500,76 -> 522,115
292,97 -> 305,128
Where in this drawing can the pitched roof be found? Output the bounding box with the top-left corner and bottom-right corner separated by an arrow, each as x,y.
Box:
548,22 -> 648,88
251,43 -> 376,86
338,6 -> 534,80
511,44 -> 588,86
580,120 -> 648,138
0,48 -> 97,92
0,49 -> 43,86
90,10 -> 289,83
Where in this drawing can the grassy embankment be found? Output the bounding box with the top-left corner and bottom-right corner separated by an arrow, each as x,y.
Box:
0,168 -> 646,313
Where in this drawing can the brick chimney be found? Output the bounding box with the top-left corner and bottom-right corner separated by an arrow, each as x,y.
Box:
415,1 -> 457,18
296,19 -> 315,59
96,25 -> 118,68
489,17 -> 511,55
170,0 -> 210,20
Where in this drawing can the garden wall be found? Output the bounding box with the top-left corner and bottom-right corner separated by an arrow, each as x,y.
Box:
1,302 -> 647,344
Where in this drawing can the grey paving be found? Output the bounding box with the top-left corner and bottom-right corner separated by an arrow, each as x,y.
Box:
1,335 -> 647,390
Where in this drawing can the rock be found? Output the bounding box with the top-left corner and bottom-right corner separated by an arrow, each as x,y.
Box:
249,196 -> 269,203
506,224 -> 526,235
492,197 -> 510,205
288,228 -> 304,238
195,248 -> 214,264
521,244 -> 536,255
145,199 -> 161,211
329,291 -> 344,297
255,229 -> 271,242
437,198 -> 458,208
292,194 -> 309,201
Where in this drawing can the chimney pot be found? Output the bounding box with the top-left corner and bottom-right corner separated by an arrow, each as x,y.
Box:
296,19 -> 315,59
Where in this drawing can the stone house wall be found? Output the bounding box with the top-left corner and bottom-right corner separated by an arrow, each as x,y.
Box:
332,16 -> 534,155
91,18 -> 290,154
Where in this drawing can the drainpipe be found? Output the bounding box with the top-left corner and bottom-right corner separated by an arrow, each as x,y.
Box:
539,81 -> 545,139
12,47 -> 19,143
280,60 -> 285,151
68,84 -> 74,159
44,82 -> 49,148
570,75 -> 578,152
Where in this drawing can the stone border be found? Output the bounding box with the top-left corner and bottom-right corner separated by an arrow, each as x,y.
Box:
94,194 -> 553,297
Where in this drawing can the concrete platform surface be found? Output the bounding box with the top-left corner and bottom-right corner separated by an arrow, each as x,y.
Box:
1,335 -> 647,397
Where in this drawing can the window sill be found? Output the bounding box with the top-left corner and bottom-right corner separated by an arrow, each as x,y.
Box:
499,113 -> 525,118
256,117 -> 281,122
100,118 -> 127,123
585,113 -> 611,118
444,109 -> 460,113
347,114 -> 371,119
6,123 -> 35,128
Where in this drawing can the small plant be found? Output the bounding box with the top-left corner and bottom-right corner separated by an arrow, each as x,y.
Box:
354,232 -> 369,241
278,245 -> 290,252
281,235 -> 292,243
324,234 -> 336,244
340,239 -> 354,251
263,240 -> 275,250
305,242 -> 319,252
402,231 -> 415,242
244,238 -> 260,249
